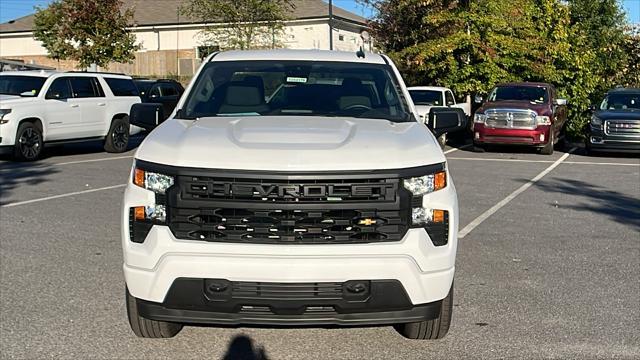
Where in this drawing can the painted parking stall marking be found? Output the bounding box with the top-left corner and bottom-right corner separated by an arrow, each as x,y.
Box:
457,147 -> 577,238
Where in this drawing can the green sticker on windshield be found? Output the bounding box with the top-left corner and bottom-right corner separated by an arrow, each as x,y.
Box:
286,77 -> 307,83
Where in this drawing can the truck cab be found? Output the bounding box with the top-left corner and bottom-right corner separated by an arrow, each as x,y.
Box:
122,49 -> 465,340
473,82 -> 567,155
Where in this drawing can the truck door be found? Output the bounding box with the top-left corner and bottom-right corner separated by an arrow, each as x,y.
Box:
43,77 -> 81,141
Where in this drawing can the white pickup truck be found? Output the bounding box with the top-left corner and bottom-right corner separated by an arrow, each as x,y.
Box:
408,86 -> 471,147
122,49 -> 465,340
0,71 -> 141,160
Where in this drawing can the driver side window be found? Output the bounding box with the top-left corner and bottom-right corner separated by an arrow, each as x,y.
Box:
445,91 -> 455,106
46,78 -> 72,100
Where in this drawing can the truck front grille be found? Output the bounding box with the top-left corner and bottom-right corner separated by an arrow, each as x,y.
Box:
168,207 -> 407,244
485,109 -> 537,129
605,120 -> 640,137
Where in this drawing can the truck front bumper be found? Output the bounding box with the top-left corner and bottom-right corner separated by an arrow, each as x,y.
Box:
134,278 -> 444,326
474,124 -> 550,146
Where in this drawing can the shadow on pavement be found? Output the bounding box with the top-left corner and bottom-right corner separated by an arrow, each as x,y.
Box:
222,335 -> 269,360
0,134 -> 145,162
528,177 -> 640,231
0,163 -> 60,205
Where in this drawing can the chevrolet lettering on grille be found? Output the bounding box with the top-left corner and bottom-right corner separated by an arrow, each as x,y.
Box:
184,180 -> 397,202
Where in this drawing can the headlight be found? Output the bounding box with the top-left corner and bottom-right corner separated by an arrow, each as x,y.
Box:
403,170 -> 447,196
133,167 -> 174,194
474,113 -> 487,123
0,109 -> 11,124
536,115 -> 551,125
591,115 -> 602,126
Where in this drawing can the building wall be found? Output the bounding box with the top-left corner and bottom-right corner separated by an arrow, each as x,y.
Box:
0,19 -> 368,76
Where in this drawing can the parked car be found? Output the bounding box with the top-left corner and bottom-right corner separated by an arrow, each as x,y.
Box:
586,88 -> 640,154
0,71 -> 141,161
133,78 -> 184,120
408,86 -> 471,148
473,82 -> 568,155
123,49 -> 466,340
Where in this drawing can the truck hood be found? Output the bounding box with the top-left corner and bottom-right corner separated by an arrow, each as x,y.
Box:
0,94 -> 37,106
135,116 -> 445,171
594,109 -> 640,121
415,105 -> 435,116
478,101 -> 551,116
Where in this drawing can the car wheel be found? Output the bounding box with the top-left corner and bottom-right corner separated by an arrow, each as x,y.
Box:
126,287 -> 182,338
14,122 -> 44,161
394,284 -> 453,340
540,131 -> 554,155
104,116 -> 130,153
472,142 -> 486,153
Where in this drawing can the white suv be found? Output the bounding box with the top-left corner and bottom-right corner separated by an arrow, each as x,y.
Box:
122,50 -> 463,340
0,71 -> 141,160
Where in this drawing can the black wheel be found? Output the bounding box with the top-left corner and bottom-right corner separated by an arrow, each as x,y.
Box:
539,131 -> 554,155
394,284 -> 453,340
472,142 -> 486,153
14,122 -> 43,161
104,117 -> 130,153
126,287 -> 182,338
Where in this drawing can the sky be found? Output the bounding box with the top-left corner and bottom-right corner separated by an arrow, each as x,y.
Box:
0,0 -> 638,24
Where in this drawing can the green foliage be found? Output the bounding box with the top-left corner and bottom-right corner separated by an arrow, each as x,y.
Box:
364,0 -> 633,139
180,0 -> 295,50
33,0 -> 139,69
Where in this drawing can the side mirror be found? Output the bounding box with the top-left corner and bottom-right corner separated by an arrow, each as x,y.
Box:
130,103 -> 164,131
427,107 -> 467,137
474,95 -> 484,104
554,98 -> 568,106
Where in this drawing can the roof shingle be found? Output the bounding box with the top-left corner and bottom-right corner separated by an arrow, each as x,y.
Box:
0,0 -> 367,33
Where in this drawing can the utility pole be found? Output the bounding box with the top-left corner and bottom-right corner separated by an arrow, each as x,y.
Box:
328,0 -> 333,50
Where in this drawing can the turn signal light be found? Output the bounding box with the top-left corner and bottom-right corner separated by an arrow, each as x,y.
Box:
134,168 -> 145,187
434,171 -> 446,191
134,206 -> 145,221
433,209 -> 445,223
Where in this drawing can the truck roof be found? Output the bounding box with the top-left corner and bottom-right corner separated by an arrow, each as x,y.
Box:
607,87 -> 640,94
0,70 -> 132,79
210,49 -> 388,65
407,86 -> 450,92
496,82 -> 552,88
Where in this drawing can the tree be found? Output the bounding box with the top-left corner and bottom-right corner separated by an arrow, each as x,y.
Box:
33,0 -> 138,69
180,0 -> 295,50
620,26 -> 640,87
362,0 -> 628,138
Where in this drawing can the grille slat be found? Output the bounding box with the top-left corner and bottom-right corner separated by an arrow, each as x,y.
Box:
485,109 -> 537,129
605,120 -> 640,137
168,174 -> 410,244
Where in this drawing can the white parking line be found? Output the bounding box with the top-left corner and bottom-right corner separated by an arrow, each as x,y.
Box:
0,155 -> 133,171
444,144 -> 472,154
563,161 -> 639,167
0,184 -> 126,208
458,147 -> 577,239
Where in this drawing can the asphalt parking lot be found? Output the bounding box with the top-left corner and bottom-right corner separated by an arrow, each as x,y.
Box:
1,138 -> 638,359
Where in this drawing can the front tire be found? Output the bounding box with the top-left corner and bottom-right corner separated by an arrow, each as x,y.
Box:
539,131 -> 554,155
104,117 -> 130,153
394,284 -> 453,340
14,122 -> 44,161
126,288 -> 182,338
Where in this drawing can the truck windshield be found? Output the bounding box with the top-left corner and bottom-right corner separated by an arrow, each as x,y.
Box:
488,86 -> 548,104
408,90 -> 442,106
0,75 -> 46,96
181,61 -> 413,122
600,93 -> 640,110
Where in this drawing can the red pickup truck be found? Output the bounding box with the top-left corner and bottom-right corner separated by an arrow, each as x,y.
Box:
473,82 -> 568,155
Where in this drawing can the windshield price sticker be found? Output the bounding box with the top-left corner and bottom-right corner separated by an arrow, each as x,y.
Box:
286,77 -> 307,83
